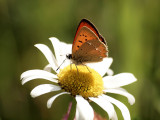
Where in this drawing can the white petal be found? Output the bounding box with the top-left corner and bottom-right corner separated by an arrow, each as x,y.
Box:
75,96 -> 94,120
103,73 -> 137,89
21,70 -> 57,79
102,95 -> 131,120
35,44 -> 58,71
103,88 -> 135,105
30,84 -> 61,98
49,37 -> 71,68
89,96 -> 117,120
21,70 -> 58,85
106,69 -> 114,76
87,58 -> 113,76
22,76 -> 58,85
44,64 -> 52,72
47,92 -> 70,108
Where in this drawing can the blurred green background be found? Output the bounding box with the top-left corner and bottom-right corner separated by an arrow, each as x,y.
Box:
0,0 -> 160,120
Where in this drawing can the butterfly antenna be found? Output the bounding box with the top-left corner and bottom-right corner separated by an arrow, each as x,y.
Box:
60,54 -> 66,56
56,58 -> 67,71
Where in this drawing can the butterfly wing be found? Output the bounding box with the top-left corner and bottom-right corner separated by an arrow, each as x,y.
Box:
72,26 -> 97,54
72,26 -> 108,64
73,19 -> 106,47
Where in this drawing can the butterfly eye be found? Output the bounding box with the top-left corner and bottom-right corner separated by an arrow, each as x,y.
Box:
66,54 -> 72,59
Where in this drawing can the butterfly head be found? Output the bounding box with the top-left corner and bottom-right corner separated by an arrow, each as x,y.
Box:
66,54 -> 79,65
66,54 -> 72,60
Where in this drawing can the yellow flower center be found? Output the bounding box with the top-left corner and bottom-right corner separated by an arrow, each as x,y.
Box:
57,64 -> 104,98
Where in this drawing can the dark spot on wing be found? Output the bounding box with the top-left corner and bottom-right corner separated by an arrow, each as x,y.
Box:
77,45 -> 80,48
78,40 -> 83,43
85,39 -> 87,41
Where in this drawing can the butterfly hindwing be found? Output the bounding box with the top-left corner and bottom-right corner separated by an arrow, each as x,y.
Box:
72,27 -> 108,63
72,26 -> 98,54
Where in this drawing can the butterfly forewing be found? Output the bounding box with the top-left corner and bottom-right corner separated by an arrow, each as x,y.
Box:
72,26 -> 98,54
73,19 -> 106,45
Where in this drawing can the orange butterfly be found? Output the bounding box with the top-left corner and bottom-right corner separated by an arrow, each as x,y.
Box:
67,19 -> 108,65
57,19 -> 108,71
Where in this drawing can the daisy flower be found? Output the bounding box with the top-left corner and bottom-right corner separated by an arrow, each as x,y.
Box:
21,37 -> 137,120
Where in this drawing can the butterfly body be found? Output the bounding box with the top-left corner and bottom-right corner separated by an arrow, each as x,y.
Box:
67,19 -> 108,65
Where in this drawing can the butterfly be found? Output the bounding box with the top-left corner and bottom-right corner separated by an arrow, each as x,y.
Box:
66,19 -> 108,65
56,19 -> 108,71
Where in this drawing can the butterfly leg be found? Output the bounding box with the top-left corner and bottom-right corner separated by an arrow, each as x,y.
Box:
81,62 -> 91,73
70,62 -> 79,74
85,65 -> 91,73
70,63 -> 72,71
75,65 -> 79,75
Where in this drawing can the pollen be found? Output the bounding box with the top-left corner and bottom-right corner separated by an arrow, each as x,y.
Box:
57,64 -> 104,98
